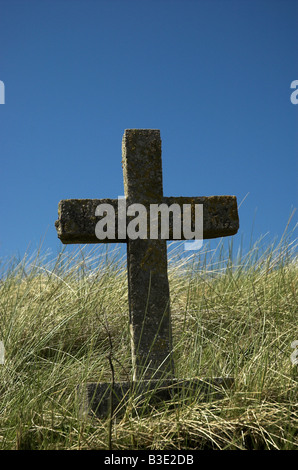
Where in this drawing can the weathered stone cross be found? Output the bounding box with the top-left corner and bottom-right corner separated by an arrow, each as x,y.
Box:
55,129 -> 239,417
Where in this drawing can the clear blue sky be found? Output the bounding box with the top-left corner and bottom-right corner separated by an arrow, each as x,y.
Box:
0,0 -> 297,262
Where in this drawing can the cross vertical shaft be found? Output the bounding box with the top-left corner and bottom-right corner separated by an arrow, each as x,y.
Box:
122,129 -> 174,380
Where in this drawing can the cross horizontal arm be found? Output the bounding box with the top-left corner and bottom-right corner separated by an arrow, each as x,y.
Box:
55,196 -> 239,244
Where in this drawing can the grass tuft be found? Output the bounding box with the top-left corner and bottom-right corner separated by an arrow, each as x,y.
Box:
0,231 -> 297,450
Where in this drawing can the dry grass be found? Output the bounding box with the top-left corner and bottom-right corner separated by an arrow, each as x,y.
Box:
0,232 -> 297,450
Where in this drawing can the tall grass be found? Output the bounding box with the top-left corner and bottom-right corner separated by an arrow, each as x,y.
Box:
0,230 -> 297,450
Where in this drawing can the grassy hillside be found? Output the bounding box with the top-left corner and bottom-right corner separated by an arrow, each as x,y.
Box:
0,234 -> 297,450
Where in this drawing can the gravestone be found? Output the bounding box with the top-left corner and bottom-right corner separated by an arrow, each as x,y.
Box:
55,129 -> 239,417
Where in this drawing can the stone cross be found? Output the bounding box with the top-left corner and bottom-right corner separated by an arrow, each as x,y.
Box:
55,129 -> 239,417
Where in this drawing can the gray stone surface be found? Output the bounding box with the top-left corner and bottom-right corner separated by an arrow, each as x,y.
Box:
55,129 -> 239,418
78,377 -> 235,419
122,130 -> 173,380
55,195 -> 239,244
